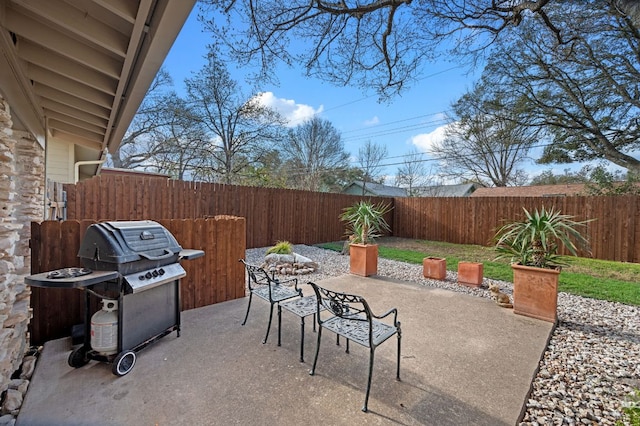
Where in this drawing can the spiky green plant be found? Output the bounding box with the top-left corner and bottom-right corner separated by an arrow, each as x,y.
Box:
617,389 -> 640,426
494,206 -> 592,268
340,201 -> 392,245
266,240 -> 293,255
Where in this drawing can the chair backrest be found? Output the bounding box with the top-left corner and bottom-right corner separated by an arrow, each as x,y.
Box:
240,259 -> 274,289
309,281 -> 373,327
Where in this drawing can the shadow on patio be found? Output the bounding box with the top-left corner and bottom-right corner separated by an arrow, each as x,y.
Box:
17,275 -> 553,426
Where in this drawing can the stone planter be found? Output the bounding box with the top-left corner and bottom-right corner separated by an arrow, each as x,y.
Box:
457,262 -> 483,287
349,243 -> 378,277
511,263 -> 560,323
423,257 -> 446,280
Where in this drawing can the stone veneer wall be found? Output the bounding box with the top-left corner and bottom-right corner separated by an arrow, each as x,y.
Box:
0,96 -> 45,396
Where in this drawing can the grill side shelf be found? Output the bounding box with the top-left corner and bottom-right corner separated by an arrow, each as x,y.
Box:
25,270 -> 120,288
179,249 -> 205,260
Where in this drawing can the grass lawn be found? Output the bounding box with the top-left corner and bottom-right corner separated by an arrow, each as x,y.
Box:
317,239 -> 640,306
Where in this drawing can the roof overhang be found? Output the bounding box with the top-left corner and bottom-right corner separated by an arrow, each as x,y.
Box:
0,0 -> 196,170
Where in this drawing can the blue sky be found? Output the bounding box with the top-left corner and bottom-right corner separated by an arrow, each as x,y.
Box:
161,6 -> 587,184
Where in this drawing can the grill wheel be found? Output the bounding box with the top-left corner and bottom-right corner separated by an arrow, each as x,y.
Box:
112,351 -> 136,376
68,346 -> 89,368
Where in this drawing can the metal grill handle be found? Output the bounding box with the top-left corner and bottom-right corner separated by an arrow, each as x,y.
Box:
138,249 -> 174,261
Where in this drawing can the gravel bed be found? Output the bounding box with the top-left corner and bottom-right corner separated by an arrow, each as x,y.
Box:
247,244 -> 640,425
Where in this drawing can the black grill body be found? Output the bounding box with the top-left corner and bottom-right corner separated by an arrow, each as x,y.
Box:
26,220 -> 204,376
78,221 -> 182,274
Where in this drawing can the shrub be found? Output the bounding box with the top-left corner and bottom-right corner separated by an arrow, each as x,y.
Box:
266,241 -> 293,255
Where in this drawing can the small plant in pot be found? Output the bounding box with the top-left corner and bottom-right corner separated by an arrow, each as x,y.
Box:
494,206 -> 592,322
340,200 -> 392,276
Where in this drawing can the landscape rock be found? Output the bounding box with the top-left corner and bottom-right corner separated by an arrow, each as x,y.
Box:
263,252 -> 318,275
1,389 -> 21,416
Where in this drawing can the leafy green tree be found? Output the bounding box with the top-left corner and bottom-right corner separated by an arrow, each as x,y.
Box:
584,166 -> 640,196
529,168 -> 590,186
481,5 -> 640,175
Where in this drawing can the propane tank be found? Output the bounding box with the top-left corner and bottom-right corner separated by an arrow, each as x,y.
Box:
91,299 -> 118,355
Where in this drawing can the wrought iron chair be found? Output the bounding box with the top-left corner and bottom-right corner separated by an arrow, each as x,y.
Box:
240,259 -> 302,344
308,282 -> 401,412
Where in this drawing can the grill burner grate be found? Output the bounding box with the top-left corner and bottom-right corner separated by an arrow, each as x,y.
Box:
46,268 -> 93,279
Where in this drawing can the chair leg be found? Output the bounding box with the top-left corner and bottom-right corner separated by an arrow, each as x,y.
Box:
241,293 -> 253,326
396,332 -> 402,381
363,348 -> 375,412
309,326 -> 323,376
277,304 -> 282,347
299,316 -> 305,362
346,338 -> 350,354
263,303 -> 275,344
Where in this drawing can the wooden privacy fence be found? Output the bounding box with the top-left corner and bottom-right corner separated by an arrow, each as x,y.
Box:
29,216 -> 246,345
63,175 -> 392,248
393,196 -> 640,263
60,175 -> 640,262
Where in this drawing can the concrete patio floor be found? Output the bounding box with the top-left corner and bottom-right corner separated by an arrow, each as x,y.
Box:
17,275 -> 553,426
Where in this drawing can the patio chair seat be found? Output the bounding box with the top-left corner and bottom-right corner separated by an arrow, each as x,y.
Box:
321,316 -> 397,348
252,284 -> 300,303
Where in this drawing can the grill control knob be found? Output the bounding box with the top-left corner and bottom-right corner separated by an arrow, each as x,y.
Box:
139,275 -> 145,280
145,272 -> 152,279
158,268 -> 165,276
152,270 -> 159,277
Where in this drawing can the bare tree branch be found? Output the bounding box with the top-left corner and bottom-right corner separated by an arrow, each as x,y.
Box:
201,0 -> 640,97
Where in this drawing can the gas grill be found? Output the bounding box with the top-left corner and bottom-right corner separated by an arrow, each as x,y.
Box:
26,220 -> 204,376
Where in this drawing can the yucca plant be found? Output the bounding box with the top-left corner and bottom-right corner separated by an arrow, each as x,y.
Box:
340,201 -> 392,245
494,206 -> 592,269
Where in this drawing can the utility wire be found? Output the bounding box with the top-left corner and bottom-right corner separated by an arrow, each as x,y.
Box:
321,65 -> 464,113
342,117 -> 451,142
269,141 -> 554,176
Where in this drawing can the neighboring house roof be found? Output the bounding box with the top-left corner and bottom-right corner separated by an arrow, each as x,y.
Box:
470,184 -> 587,197
342,181 -> 407,197
415,183 -> 483,197
0,0 -> 197,178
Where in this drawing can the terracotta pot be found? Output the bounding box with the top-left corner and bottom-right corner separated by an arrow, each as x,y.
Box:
457,262 -> 483,287
423,257 -> 446,280
511,263 -> 560,323
349,244 -> 378,277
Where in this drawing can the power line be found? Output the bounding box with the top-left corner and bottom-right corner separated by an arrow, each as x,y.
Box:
342,117 -> 450,143
265,141 -> 555,176
321,65 -> 464,113
341,110 -> 451,134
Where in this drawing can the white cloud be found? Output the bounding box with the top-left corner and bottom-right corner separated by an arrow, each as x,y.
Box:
364,116 -> 379,126
410,123 -> 452,153
254,92 -> 323,127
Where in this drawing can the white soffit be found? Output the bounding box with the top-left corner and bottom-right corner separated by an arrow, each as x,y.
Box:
0,0 -> 196,164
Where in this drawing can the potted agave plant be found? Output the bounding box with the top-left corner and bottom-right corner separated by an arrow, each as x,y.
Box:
340,200 -> 392,276
494,206 -> 591,323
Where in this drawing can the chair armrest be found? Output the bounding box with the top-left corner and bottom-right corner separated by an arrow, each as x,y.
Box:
373,307 -> 399,325
274,277 -> 302,296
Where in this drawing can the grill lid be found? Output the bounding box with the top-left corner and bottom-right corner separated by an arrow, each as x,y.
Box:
78,221 -> 183,266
